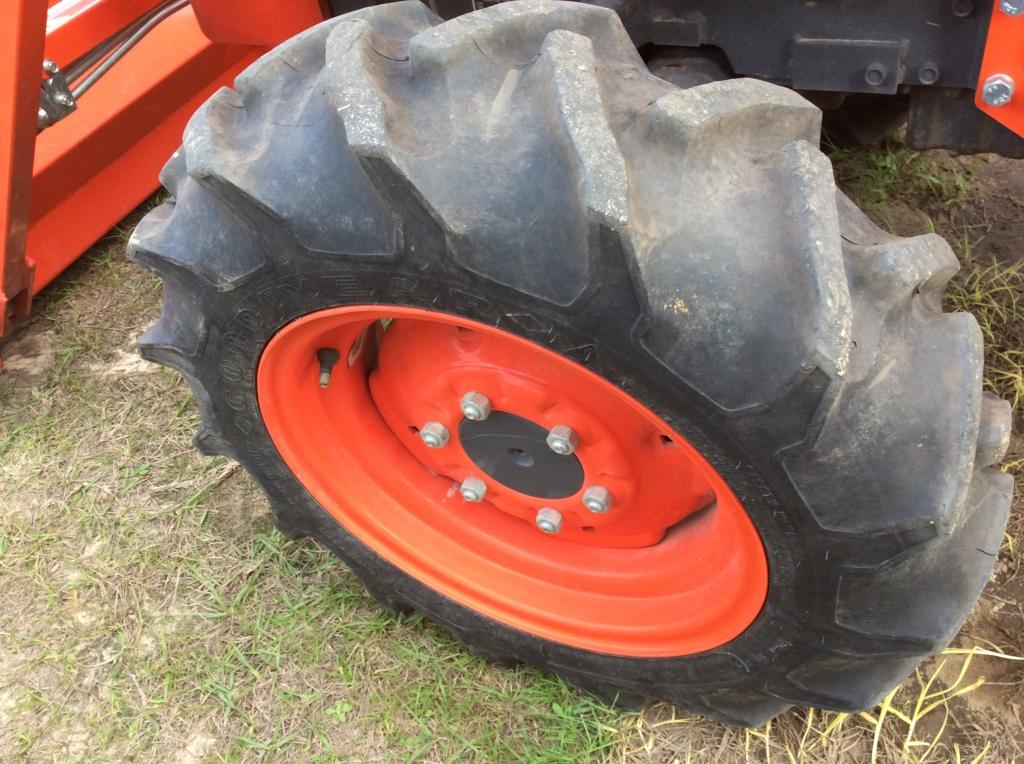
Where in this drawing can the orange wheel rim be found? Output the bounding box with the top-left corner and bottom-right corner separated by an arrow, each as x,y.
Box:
257,306 -> 768,657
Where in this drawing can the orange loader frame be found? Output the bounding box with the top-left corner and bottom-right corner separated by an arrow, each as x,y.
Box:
0,0 -> 327,345
1,0 -> 1022,349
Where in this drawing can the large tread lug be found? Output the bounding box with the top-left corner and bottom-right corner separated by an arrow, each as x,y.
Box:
835,469 -> 1012,647
135,280 -> 207,365
695,691 -> 794,728
185,76 -> 399,258
976,392 -> 1012,468
128,179 -> 268,291
776,654 -> 921,711
233,22 -> 336,107
193,424 -> 235,459
853,233 -> 960,310
786,312 -> 982,534
783,141 -> 852,380
178,365 -> 237,461
644,78 -> 821,155
158,149 -> 188,196
326,20 -> 395,160
632,137 -> 851,411
348,0 -> 440,39
408,0 -> 638,75
836,190 -> 894,246
538,30 -> 629,230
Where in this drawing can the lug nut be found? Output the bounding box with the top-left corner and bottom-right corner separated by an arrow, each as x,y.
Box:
546,425 -> 579,456
459,476 -> 487,503
419,421 -> 449,448
582,486 -> 613,514
460,391 -> 492,421
535,508 -> 563,534
982,74 -> 1015,107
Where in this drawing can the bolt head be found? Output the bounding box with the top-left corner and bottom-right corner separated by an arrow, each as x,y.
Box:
982,74 -> 1015,107
42,59 -> 59,74
919,63 -> 940,86
546,425 -> 579,456
460,476 -> 487,503
535,508 -> 563,534
864,63 -> 887,87
419,421 -> 450,448
56,93 -> 73,107
582,486 -> 613,514
1000,0 -> 1024,15
460,391 -> 492,421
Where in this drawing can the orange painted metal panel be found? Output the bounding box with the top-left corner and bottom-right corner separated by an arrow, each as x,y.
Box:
1,0 -> 48,337
191,0 -> 327,47
976,0 -> 1024,137
28,7 -> 258,293
0,1 -> 273,346
45,0 -> 164,64
2,0 -> 325,343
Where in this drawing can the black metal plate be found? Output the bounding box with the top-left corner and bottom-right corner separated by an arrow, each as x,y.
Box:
459,412 -> 584,499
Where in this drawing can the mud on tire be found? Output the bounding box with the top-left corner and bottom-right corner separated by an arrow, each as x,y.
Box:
128,0 -> 1013,726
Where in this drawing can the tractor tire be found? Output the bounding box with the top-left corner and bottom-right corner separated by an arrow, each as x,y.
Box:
129,0 -> 1013,726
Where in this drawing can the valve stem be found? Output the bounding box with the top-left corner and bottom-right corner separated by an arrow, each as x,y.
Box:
316,348 -> 341,388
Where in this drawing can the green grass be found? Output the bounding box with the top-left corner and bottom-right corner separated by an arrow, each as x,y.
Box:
829,142 -> 979,208
0,237 -> 632,759
1,152 -> 1022,762
946,257 -> 1024,430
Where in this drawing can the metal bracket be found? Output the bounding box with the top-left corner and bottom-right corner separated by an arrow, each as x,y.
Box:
37,59 -> 76,130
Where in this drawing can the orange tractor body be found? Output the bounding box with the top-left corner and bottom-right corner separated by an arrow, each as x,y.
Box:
0,0 -> 325,342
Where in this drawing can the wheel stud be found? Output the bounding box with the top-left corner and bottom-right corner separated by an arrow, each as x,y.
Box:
419,421 -> 450,448
460,476 -> 487,502
582,486 -> 613,514
460,391 -> 492,421
535,508 -> 562,534
316,347 -> 340,388
546,425 -> 579,455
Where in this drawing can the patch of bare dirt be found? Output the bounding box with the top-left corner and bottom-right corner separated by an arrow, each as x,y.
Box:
885,153 -> 1024,264
1,330 -> 56,384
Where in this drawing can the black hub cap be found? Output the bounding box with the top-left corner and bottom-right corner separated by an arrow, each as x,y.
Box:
459,412 -> 584,499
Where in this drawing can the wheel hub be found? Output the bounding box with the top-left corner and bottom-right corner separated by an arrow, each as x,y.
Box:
458,412 -> 584,499
367,316 -> 718,548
